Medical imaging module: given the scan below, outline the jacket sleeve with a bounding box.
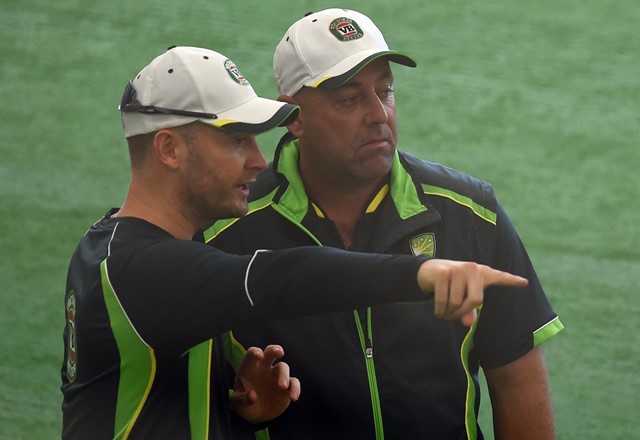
[245,247,430,318]
[111,241,430,356]
[473,203,562,368]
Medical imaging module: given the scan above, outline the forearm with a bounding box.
[247,247,430,317]
[121,243,428,355]
[485,347,556,439]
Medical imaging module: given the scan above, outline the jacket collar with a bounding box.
[271,135,441,249]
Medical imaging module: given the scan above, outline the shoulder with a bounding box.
[399,150,498,213]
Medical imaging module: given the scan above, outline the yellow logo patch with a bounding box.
[410,233,436,257]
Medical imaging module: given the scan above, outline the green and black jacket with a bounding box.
[206,135,564,440]
[61,210,433,439]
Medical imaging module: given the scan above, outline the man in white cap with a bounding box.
[61,45,529,439]
[207,9,563,439]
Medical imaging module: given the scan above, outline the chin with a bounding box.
[202,206,245,225]
[362,160,393,179]
[225,205,249,219]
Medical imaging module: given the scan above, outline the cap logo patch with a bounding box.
[410,233,436,257]
[224,59,250,85]
[329,17,364,42]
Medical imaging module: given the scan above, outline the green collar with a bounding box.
[274,138,428,222]
[204,137,430,244]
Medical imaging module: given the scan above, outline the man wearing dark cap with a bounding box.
[61,45,527,439]
[207,9,563,439]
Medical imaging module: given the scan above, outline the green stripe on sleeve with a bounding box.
[422,184,497,225]
[533,317,564,347]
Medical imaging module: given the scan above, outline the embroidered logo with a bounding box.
[66,290,78,382]
[410,233,436,257]
[329,17,364,41]
[224,59,250,85]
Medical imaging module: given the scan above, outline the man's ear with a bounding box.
[152,129,183,170]
[278,95,303,138]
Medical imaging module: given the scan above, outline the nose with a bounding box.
[247,138,268,171]
[364,93,389,125]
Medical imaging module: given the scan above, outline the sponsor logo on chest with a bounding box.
[410,232,436,257]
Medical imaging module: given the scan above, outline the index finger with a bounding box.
[481,266,529,288]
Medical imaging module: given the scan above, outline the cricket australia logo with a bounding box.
[329,17,364,41]
[224,59,250,85]
[410,233,436,257]
[66,290,78,382]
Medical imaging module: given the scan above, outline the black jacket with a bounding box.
[206,136,563,440]
[61,210,431,439]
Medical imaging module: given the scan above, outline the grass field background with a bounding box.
[1,0,638,438]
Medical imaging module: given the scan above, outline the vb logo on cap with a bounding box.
[225,59,250,85]
[329,17,364,41]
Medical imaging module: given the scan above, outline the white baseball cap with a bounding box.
[120,46,299,138]
[274,9,417,96]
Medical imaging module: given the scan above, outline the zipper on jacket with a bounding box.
[353,308,384,440]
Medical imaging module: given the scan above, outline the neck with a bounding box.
[305,179,382,249]
[116,179,197,240]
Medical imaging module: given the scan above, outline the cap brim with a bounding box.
[310,50,416,90]
[201,98,299,134]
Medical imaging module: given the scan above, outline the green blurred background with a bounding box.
[1,0,638,438]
